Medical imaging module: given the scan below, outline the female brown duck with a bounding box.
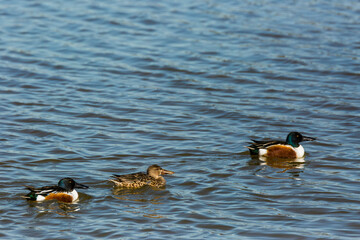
[109,165,174,188]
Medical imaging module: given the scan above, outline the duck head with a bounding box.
[147,165,174,179]
[58,178,89,191]
[286,132,316,147]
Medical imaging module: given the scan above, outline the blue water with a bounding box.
[1,0,360,239]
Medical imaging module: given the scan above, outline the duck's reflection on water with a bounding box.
[260,156,305,171]
[26,200,81,217]
[249,155,306,176]
[111,186,168,219]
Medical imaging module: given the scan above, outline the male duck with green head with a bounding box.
[247,132,316,159]
[23,178,89,203]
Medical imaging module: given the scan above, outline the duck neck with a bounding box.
[157,176,166,184]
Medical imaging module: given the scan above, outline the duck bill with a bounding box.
[161,169,174,175]
[303,136,316,141]
[74,182,89,189]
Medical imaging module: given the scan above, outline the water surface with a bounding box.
[1,0,360,239]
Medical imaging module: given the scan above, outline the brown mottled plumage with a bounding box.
[109,165,174,188]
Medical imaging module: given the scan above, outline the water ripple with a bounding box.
[1,0,360,239]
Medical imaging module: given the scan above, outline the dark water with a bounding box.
[1,0,360,239]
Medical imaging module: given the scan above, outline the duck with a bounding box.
[246,132,315,159]
[22,178,89,203]
[109,164,174,188]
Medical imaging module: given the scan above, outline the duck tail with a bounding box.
[22,186,37,200]
[108,179,121,186]
[245,145,255,150]
[21,192,38,200]
[245,145,259,155]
